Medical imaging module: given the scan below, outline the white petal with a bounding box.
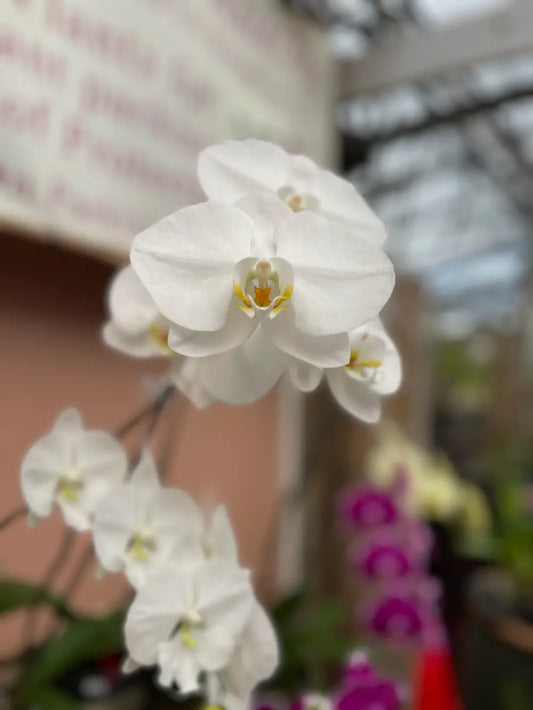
[374,345,402,395]
[152,488,202,540]
[198,140,289,203]
[195,626,235,671]
[168,307,256,357]
[197,329,288,405]
[309,170,387,245]
[56,499,92,532]
[107,265,160,335]
[157,638,200,692]
[102,322,169,359]
[326,368,381,423]
[53,408,83,438]
[225,601,279,696]
[125,565,196,664]
[122,656,141,674]
[93,485,142,572]
[207,506,239,562]
[171,358,215,409]
[21,432,69,518]
[262,309,350,368]
[274,212,395,336]
[288,359,323,392]
[196,561,253,636]
[359,320,402,395]
[131,202,253,331]
[130,449,161,491]
[286,154,318,191]
[76,431,128,481]
[235,192,292,256]
[74,433,128,524]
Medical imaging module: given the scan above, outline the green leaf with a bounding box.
[20,609,125,693]
[272,592,305,625]
[22,687,79,710]
[0,580,72,617]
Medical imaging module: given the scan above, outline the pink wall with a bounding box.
[0,233,281,657]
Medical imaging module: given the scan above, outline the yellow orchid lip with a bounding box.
[57,478,83,503]
[179,624,199,650]
[234,261,293,316]
[127,531,156,562]
[57,468,84,502]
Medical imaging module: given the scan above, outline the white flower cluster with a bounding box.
[21,409,278,705]
[104,140,401,423]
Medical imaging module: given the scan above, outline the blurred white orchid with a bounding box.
[21,409,127,531]
[124,558,254,693]
[201,504,239,562]
[103,265,173,359]
[198,139,387,244]
[290,319,401,423]
[131,192,394,368]
[219,599,280,705]
[93,449,202,588]
[103,267,284,407]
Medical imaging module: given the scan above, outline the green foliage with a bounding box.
[270,593,353,693]
[0,580,72,618]
[501,677,530,710]
[0,579,126,707]
[16,609,125,701]
[20,687,79,710]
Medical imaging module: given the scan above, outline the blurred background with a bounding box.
[1,1,532,708]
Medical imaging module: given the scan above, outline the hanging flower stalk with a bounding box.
[2,139,406,707]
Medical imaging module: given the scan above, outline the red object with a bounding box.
[413,645,463,710]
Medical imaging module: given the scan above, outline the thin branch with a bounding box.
[62,544,95,601]
[113,382,174,438]
[21,527,75,651]
[0,505,27,532]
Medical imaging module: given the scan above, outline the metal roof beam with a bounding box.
[339,0,533,98]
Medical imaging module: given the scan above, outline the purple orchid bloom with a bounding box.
[336,679,401,710]
[367,594,424,640]
[355,540,412,579]
[338,485,398,529]
[343,650,377,684]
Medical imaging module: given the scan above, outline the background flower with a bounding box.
[21,409,127,531]
[125,558,254,693]
[93,449,202,588]
[198,139,387,245]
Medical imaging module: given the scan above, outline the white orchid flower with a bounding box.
[124,558,254,694]
[290,319,401,423]
[103,265,173,359]
[104,266,287,407]
[201,504,239,562]
[131,192,394,369]
[175,328,288,407]
[198,139,386,245]
[93,449,203,588]
[21,409,127,531]
[219,599,280,703]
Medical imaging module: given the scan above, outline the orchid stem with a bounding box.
[21,527,75,652]
[63,544,94,601]
[0,504,27,532]
[114,383,174,438]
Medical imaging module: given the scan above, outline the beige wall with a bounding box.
[0,233,282,657]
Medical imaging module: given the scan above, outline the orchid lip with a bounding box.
[57,467,84,503]
[233,258,293,318]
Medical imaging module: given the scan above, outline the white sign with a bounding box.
[0,0,335,260]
